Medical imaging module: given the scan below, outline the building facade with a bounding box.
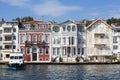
[51,20,86,62]
[1,21,19,61]
[113,26,120,60]
[19,20,51,62]
[86,18,113,62]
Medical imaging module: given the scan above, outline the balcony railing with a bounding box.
[25,41,48,47]
[114,32,120,36]
[94,38,108,44]
[87,49,112,56]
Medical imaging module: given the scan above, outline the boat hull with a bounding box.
[7,63,24,70]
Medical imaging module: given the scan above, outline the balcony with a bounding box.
[2,49,12,52]
[87,49,112,56]
[114,32,120,36]
[25,41,48,47]
[94,38,108,44]
[3,40,13,44]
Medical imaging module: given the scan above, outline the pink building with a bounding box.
[19,20,51,62]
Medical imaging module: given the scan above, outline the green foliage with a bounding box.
[110,54,117,62]
[106,17,120,26]
[30,23,35,29]
[59,56,63,62]
[75,56,80,62]
[12,16,34,22]
[84,59,89,62]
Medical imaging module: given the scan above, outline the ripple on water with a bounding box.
[0,64,120,80]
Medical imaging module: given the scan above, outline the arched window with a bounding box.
[32,47,37,53]
[32,35,36,42]
[72,25,76,31]
[62,25,66,31]
[67,26,71,32]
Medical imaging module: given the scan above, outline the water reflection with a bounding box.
[0,64,120,80]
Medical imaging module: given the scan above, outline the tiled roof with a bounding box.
[86,18,112,29]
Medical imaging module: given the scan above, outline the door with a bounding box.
[32,53,37,61]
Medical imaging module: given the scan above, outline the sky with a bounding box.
[0,0,120,22]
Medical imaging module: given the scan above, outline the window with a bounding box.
[32,35,36,42]
[5,45,12,49]
[113,36,117,43]
[46,24,49,29]
[27,48,30,54]
[32,47,37,53]
[113,45,118,50]
[0,37,2,41]
[20,36,24,43]
[67,26,71,32]
[0,30,2,33]
[46,48,49,54]
[21,48,24,53]
[26,35,29,41]
[72,26,76,31]
[13,36,16,40]
[39,47,42,54]
[82,48,84,55]
[46,58,49,61]
[57,48,60,55]
[53,48,56,56]
[72,37,75,45]
[6,54,10,58]
[0,46,2,50]
[13,45,16,49]
[39,36,42,42]
[74,48,76,55]
[39,58,43,61]
[69,37,70,45]
[45,36,48,42]
[53,38,56,44]
[13,28,16,32]
[63,37,66,45]
[40,24,44,29]
[78,48,80,54]
[62,25,66,31]
[4,28,11,33]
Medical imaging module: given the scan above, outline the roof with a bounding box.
[59,20,83,25]
[23,20,50,24]
[86,18,112,29]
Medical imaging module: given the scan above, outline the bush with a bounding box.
[75,56,80,62]
[59,57,63,62]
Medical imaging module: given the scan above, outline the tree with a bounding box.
[30,23,35,29]
[12,16,34,22]
[110,54,117,62]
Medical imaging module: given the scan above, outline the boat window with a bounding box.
[10,56,14,59]
[19,56,23,59]
[15,56,18,59]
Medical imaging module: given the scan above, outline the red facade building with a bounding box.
[19,20,51,62]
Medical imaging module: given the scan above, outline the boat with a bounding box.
[7,52,24,70]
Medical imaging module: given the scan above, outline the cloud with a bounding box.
[0,0,29,7]
[32,0,81,17]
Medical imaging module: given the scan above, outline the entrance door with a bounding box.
[32,53,37,61]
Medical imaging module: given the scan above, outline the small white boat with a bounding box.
[7,52,24,70]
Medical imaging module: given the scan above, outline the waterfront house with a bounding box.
[1,21,19,61]
[51,20,86,62]
[113,26,120,60]
[86,18,113,62]
[19,20,51,62]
